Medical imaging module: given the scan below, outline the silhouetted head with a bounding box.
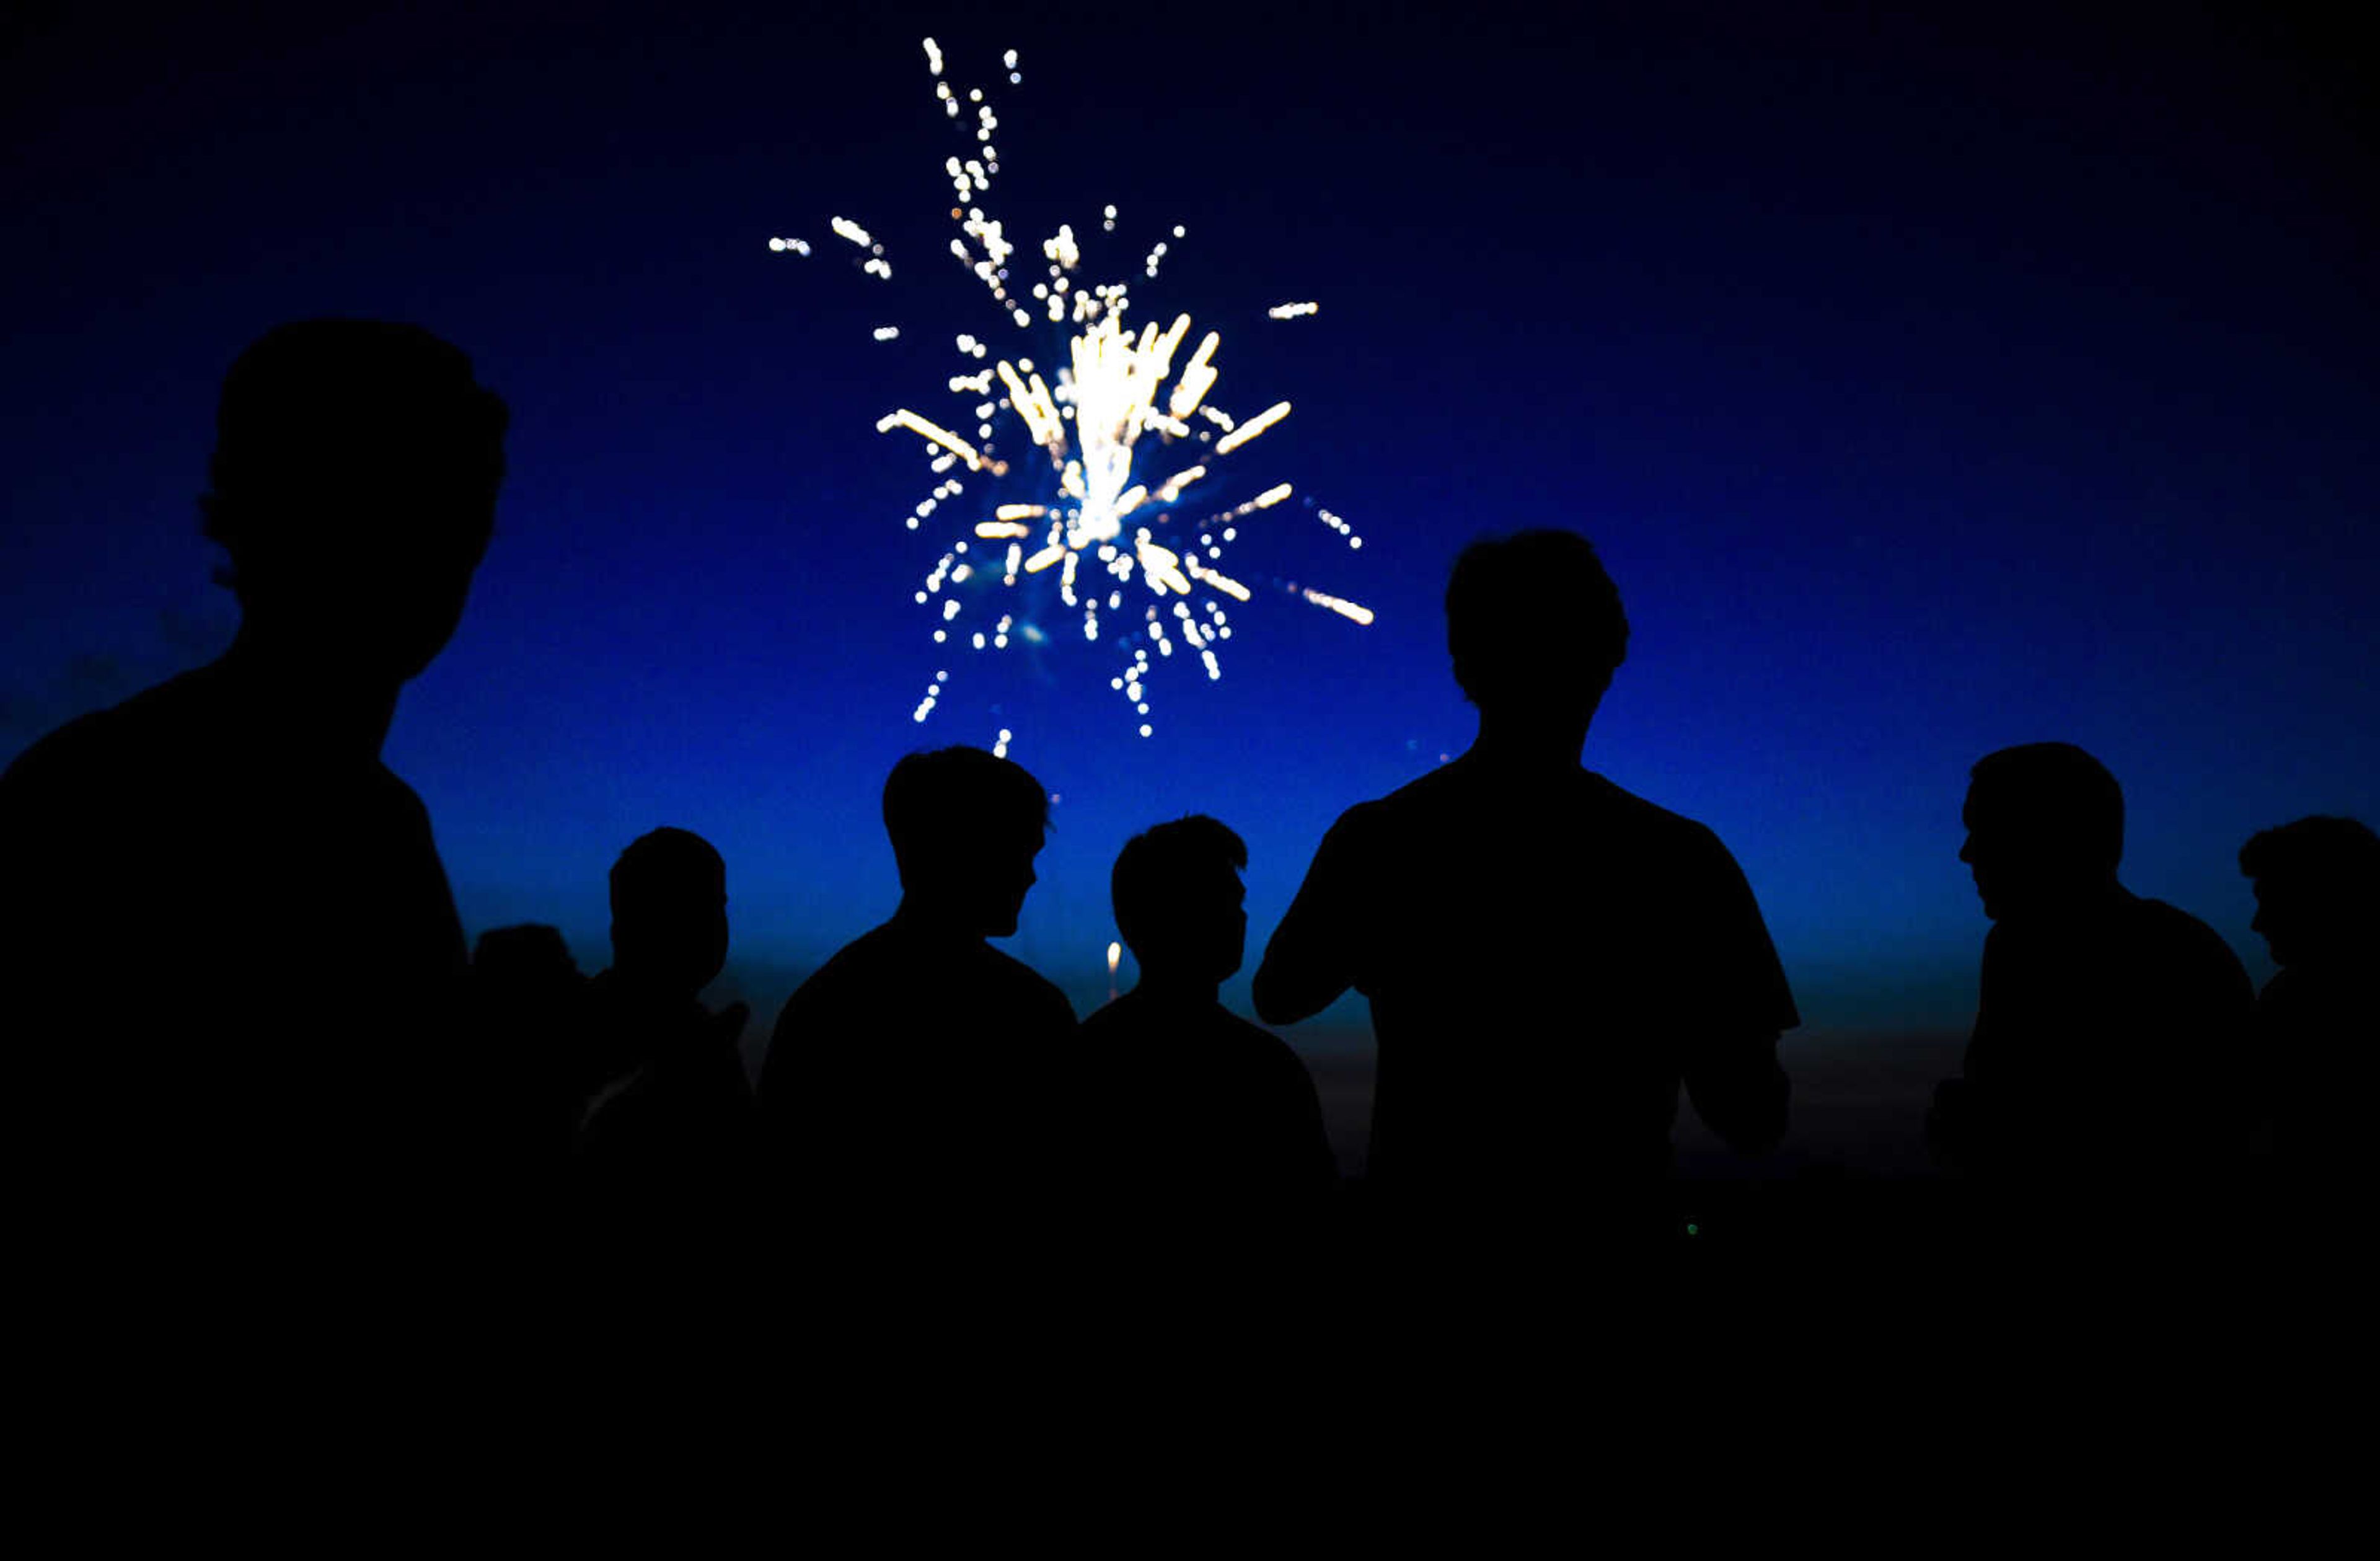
[472,922,583,1013]
[609,828,729,999]
[1445,529,1629,728]
[474,923,581,983]
[2240,815,2380,971]
[1960,743,2124,922]
[200,319,509,684]
[1111,815,1249,991]
[884,747,1049,939]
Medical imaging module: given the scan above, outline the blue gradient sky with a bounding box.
[4,2,2371,1040]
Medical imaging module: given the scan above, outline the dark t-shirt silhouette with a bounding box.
[760,911,1079,1235]
[1942,888,2254,1188]
[1256,758,1796,1208]
[0,661,472,1258]
[1077,989,1337,1229]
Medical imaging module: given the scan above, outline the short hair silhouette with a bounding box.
[2239,816,2379,898]
[1967,742,2125,874]
[1444,529,1629,708]
[882,746,1049,889]
[2240,815,2380,965]
[609,826,729,996]
[200,319,510,595]
[1111,814,1248,965]
[474,922,581,986]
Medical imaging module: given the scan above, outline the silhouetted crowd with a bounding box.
[3,321,2371,1351]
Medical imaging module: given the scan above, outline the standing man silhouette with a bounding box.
[573,828,756,1276]
[760,747,1079,1267]
[1253,529,1794,1260]
[1928,743,2254,1258]
[2236,814,2376,1240]
[1081,815,1337,1249]
[0,320,508,1296]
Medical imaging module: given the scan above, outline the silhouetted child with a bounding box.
[1080,816,1336,1250]
[573,828,755,1269]
[0,320,508,1298]
[1253,529,1796,1263]
[759,747,1078,1260]
[1929,743,2254,1256]
[2237,815,2378,1205]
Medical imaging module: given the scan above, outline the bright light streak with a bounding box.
[1300,587,1375,625]
[1213,400,1290,456]
[876,408,1008,475]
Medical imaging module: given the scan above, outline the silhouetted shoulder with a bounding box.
[1370,761,1742,862]
[1215,1005,1310,1077]
[1,673,195,809]
[827,921,1067,1012]
[2133,897,2250,978]
[4,666,433,824]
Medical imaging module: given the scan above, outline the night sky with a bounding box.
[5,2,2371,1078]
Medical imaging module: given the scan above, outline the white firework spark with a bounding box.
[771,38,1371,740]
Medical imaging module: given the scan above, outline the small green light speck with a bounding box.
[1685,1224,1699,1236]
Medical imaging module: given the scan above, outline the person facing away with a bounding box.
[1928,743,2255,1218]
[572,827,756,1252]
[2237,815,2378,1190]
[759,747,1079,1250]
[1079,816,1338,1242]
[0,319,507,1278]
[1251,529,1795,1245]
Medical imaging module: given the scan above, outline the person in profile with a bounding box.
[759,746,1078,1262]
[1928,743,2255,1254]
[1251,529,1795,1262]
[2236,815,2378,1207]
[571,828,756,1276]
[1080,816,1337,1253]
[0,319,508,1294]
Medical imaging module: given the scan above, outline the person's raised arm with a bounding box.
[1252,811,1369,1027]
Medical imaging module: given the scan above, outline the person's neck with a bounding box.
[604,966,699,1010]
[217,626,400,760]
[891,896,990,942]
[1466,709,1591,773]
[1133,969,1220,1008]
[2009,877,2131,927]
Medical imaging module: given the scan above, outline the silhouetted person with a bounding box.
[1080,816,1336,1251]
[1928,743,2254,1255]
[2237,816,2378,1205]
[573,828,756,1271]
[0,320,507,1304]
[1252,530,1795,1259]
[760,748,1078,1264]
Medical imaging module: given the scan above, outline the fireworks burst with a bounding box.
[768,38,1372,741]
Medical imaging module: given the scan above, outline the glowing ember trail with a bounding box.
[768,38,1372,740]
